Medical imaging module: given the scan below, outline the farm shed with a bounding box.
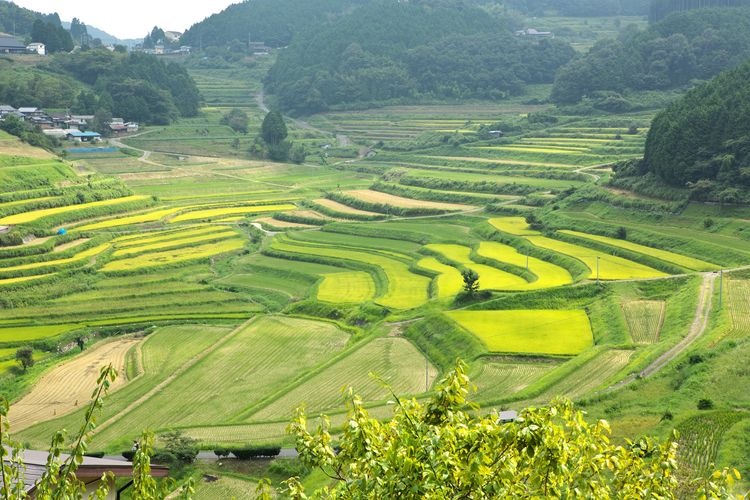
[1,449,169,499]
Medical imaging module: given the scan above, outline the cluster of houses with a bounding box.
[0,105,138,142]
[0,34,46,55]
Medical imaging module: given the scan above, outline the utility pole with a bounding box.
[719,269,723,309]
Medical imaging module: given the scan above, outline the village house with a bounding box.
[66,130,101,142]
[0,105,17,118]
[0,35,27,54]
[515,28,554,38]
[26,42,46,55]
[2,449,169,499]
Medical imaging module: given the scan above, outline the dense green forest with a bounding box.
[0,1,62,38]
[649,0,750,21]
[180,0,368,49]
[499,0,649,16]
[48,50,201,123]
[0,50,200,125]
[551,7,750,104]
[638,60,750,193]
[264,1,574,114]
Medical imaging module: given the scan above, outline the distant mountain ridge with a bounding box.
[60,21,141,47]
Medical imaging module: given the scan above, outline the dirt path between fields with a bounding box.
[608,272,717,391]
[639,272,716,378]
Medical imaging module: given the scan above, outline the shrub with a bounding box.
[697,398,714,410]
[229,446,281,459]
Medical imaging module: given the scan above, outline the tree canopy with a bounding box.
[265,0,575,114]
[551,7,750,104]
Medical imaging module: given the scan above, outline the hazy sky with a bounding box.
[12,0,240,39]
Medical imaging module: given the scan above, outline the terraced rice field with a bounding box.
[477,242,573,288]
[271,235,430,309]
[193,475,258,499]
[472,358,558,401]
[676,411,747,479]
[248,337,436,421]
[88,317,349,445]
[425,244,529,291]
[0,324,81,343]
[534,349,634,401]
[0,243,110,275]
[8,337,140,430]
[417,257,463,298]
[317,271,376,303]
[112,229,238,257]
[15,324,235,448]
[560,230,718,271]
[0,196,148,225]
[75,207,184,231]
[446,310,593,355]
[525,235,667,280]
[102,238,245,272]
[169,203,297,223]
[343,190,472,211]
[489,217,540,236]
[725,279,750,340]
[313,198,381,216]
[622,301,665,344]
[490,218,665,280]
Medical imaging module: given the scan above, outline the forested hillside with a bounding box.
[551,7,750,104]
[180,0,368,49]
[265,0,575,114]
[649,0,750,21]
[641,60,750,191]
[0,1,62,37]
[499,0,649,16]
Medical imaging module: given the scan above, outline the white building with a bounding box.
[26,43,46,55]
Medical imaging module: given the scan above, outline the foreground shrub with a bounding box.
[284,361,742,499]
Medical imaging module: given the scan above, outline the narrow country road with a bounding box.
[609,272,717,391]
[638,272,716,378]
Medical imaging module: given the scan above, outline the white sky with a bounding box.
[12,0,241,39]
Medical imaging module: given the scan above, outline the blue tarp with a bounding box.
[57,228,67,235]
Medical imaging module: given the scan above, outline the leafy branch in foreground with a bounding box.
[284,361,742,499]
[0,365,192,499]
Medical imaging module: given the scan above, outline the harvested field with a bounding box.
[52,238,90,253]
[314,198,381,216]
[8,337,140,430]
[255,217,314,228]
[344,190,472,211]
